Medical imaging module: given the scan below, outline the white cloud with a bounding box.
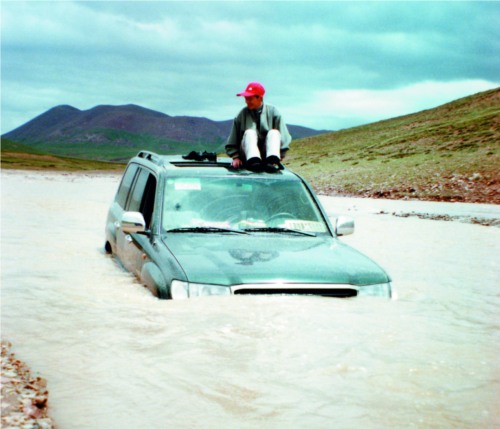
[285,80,499,130]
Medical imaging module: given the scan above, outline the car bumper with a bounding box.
[171,280,394,299]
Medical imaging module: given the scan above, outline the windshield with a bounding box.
[162,176,329,235]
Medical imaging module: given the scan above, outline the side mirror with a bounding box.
[335,216,354,236]
[121,212,146,234]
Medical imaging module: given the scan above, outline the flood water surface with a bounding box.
[1,170,499,429]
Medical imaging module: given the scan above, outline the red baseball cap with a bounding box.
[236,82,265,97]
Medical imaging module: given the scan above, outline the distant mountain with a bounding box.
[2,104,329,161]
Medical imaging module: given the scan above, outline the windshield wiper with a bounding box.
[243,227,316,237]
[166,226,248,234]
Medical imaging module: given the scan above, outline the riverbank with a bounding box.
[1,341,55,428]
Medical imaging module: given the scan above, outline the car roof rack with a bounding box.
[137,150,292,173]
[169,160,231,168]
[136,150,232,169]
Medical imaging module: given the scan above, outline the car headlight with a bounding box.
[356,282,394,299]
[170,280,231,299]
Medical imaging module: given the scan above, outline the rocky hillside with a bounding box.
[286,87,500,203]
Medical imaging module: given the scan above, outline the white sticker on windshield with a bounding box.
[174,179,201,191]
[283,220,326,232]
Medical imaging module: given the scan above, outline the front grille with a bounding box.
[233,287,357,298]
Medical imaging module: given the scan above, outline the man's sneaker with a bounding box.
[245,157,262,172]
[202,151,217,162]
[183,151,217,162]
[183,151,203,161]
[266,155,280,164]
[264,155,282,173]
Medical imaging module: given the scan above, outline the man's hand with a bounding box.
[231,158,243,169]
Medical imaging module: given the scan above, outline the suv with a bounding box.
[105,151,392,299]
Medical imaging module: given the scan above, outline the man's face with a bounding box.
[244,95,263,110]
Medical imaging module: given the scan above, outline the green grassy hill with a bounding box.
[1,139,124,172]
[286,88,499,203]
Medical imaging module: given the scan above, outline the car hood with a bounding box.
[163,234,390,286]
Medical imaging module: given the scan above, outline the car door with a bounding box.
[106,163,139,254]
[116,168,157,277]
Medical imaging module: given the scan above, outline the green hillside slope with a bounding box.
[286,88,499,203]
[1,139,124,172]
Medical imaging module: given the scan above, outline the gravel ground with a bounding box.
[1,341,56,428]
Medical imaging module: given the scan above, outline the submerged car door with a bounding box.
[116,168,157,277]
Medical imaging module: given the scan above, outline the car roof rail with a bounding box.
[169,160,231,168]
[137,150,162,165]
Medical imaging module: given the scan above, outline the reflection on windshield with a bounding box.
[162,176,328,234]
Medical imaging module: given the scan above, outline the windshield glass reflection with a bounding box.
[162,177,328,234]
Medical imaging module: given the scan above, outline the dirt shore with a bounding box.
[1,341,56,428]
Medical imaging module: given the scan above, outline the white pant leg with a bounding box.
[241,129,261,160]
[265,129,281,159]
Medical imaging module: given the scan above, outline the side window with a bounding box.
[115,164,139,208]
[128,169,150,212]
[127,169,157,229]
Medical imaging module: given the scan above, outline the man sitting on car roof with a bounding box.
[225,82,292,173]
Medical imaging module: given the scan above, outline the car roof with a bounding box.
[130,151,302,181]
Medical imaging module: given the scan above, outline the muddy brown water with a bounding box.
[1,170,499,429]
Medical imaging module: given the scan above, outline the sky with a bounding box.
[1,1,499,134]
